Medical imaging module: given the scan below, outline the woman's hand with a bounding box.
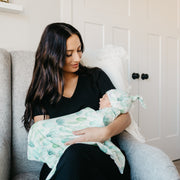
[65,127,110,146]
[65,113,131,146]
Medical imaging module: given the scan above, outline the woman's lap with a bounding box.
[40,143,130,180]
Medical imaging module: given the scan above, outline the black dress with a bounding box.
[33,68,130,180]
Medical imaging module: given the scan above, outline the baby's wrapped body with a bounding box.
[28,89,143,180]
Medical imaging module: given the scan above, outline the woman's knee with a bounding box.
[61,143,90,162]
[55,144,91,174]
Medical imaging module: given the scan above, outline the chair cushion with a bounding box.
[13,172,39,180]
[0,48,11,180]
[118,132,180,180]
[11,51,43,175]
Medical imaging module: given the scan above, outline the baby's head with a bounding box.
[99,89,145,111]
[99,93,111,109]
[99,89,128,110]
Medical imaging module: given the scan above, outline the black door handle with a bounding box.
[132,73,140,79]
[141,73,149,80]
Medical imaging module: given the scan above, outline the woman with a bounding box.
[22,22,131,180]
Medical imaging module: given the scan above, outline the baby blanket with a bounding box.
[28,107,125,179]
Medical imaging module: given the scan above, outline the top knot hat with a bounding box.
[106,89,146,113]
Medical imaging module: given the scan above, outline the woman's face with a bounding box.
[62,34,82,73]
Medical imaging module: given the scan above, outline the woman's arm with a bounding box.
[105,112,131,139]
[65,112,131,145]
[34,115,50,123]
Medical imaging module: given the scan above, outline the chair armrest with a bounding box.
[0,49,11,180]
[117,131,180,180]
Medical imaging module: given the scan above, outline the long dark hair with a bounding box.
[22,22,85,131]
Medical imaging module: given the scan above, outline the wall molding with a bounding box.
[59,0,73,23]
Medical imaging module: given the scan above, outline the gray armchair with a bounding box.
[0,48,179,180]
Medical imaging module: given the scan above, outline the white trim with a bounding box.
[0,2,23,14]
[59,0,73,23]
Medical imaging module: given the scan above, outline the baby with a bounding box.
[28,89,144,180]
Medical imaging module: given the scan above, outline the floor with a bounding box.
[173,159,180,175]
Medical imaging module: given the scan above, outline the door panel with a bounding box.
[84,0,130,16]
[161,37,180,159]
[84,22,104,50]
[139,33,161,141]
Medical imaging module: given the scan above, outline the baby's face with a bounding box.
[99,94,111,109]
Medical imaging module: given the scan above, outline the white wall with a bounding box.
[0,0,61,51]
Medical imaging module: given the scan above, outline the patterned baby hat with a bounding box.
[106,89,146,113]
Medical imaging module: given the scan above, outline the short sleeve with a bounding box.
[96,68,115,97]
[32,104,44,118]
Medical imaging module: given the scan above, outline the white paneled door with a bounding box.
[60,0,180,160]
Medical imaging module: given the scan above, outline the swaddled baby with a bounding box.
[28,89,144,180]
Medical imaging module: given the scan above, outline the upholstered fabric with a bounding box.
[118,131,180,180]
[12,172,39,180]
[0,49,11,180]
[11,51,43,177]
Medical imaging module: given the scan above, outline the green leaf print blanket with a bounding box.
[27,89,145,180]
